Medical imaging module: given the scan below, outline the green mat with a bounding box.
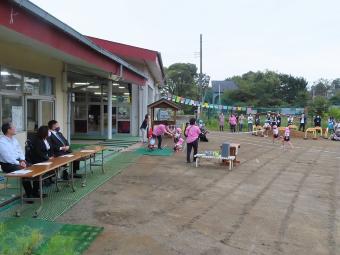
[135,147,174,156]
[0,151,141,221]
[37,224,103,254]
[0,217,103,255]
[71,134,140,142]
[0,148,141,254]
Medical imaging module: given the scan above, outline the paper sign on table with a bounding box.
[34,162,53,166]
[9,170,32,175]
[80,150,95,153]
[61,154,74,158]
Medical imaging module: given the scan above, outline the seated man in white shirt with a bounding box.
[0,122,39,202]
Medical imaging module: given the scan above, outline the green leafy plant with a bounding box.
[38,234,77,255]
[0,223,43,255]
[327,107,340,120]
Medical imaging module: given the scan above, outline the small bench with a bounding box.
[305,127,322,140]
[288,125,298,130]
[194,154,236,170]
[252,125,263,136]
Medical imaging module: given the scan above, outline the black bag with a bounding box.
[25,139,34,165]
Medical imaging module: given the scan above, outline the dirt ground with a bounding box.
[58,132,340,255]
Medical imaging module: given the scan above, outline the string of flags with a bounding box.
[163,94,248,112]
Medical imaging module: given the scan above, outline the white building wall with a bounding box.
[131,84,139,136]
[0,41,64,150]
[128,63,161,137]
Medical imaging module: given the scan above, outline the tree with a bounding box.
[223,70,308,107]
[331,78,340,90]
[311,78,332,98]
[164,63,198,98]
[196,73,210,102]
[203,87,213,103]
[330,91,340,105]
[278,74,309,106]
[308,96,330,116]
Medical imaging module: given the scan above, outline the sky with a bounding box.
[30,0,340,85]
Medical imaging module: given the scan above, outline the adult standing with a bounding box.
[271,114,277,126]
[255,114,261,126]
[0,123,39,201]
[299,113,307,132]
[185,118,201,163]
[218,112,225,132]
[277,113,282,127]
[247,114,254,132]
[287,115,294,126]
[314,115,321,127]
[140,114,149,143]
[152,123,173,149]
[238,114,245,132]
[229,114,237,132]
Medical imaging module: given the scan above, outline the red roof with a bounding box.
[88,36,158,62]
[87,36,165,84]
[0,0,147,85]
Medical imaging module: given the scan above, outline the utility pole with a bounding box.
[196,34,203,119]
[219,83,221,105]
[200,34,202,78]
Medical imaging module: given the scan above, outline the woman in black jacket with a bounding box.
[31,126,53,164]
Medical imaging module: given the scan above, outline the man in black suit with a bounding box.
[47,120,80,180]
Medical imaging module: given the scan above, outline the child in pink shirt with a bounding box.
[282,127,293,150]
[185,118,201,163]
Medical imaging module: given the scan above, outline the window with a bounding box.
[24,73,54,95]
[40,77,54,95]
[24,73,41,95]
[74,105,87,119]
[118,105,130,119]
[89,94,101,103]
[1,67,54,95]
[0,67,22,92]
[41,101,54,126]
[2,96,24,131]
[74,93,86,103]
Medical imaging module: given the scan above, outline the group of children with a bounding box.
[250,113,293,149]
[272,125,294,149]
[146,123,197,152]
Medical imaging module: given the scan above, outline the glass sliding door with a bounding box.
[26,99,54,135]
[26,99,39,133]
[40,100,54,126]
[117,104,130,133]
[88,104,101,134]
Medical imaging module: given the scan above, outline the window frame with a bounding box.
[0,65,56,132]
